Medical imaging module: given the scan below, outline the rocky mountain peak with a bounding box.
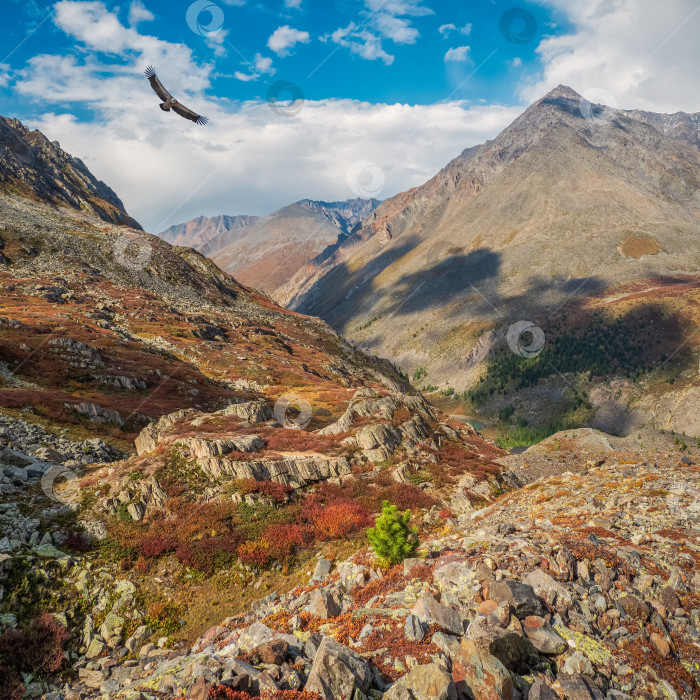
[539,83,584,101]
[0,116,141,229]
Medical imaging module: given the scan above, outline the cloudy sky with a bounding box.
[1,0,699,231]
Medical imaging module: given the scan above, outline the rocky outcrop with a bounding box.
[319,389,437,436]
[196,455,351,488]
[134,408,198,455]
[66,402,124,426]
[177,435,265,459]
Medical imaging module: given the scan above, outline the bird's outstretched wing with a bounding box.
[172,102,209,126]
[144,66,172,102]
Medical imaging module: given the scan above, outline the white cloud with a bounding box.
[284,0,303,8]
[267,25,310,56]
[438,23,471,38]
[512,57,522,68]
[325,0,433,64]
[444,46,470,62]
[234,71,258,82]
[523,0,700,113]
[374,14,419,44]
[25,95,522,232]
[205,28,229,57]
[0,64,10,87]
[322,24,394,65]
[364,0,431,17]
[233,53,276,81]
[254,54,275,74]
[128,0,153,26]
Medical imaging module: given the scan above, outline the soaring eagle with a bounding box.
[144,66,208,126]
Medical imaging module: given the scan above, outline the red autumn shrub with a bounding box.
[136,556,150,574]
[237,539,271,568]
[0,613,69,675]
[175,531,244,572]
[63,532,91,552]
[139,536,178,558]
[264,428,338,454]
[27,613,70,673]
[436,443,501,480]
[0,665,24,700]
[263,523,307,563]
[0,629,25,669]
[300,497,372,540]
[383,483,438,511]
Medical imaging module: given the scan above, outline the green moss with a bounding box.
[554,626,612,667]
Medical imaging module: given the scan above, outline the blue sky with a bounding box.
[1,1,699,230]
[3,0,561,112]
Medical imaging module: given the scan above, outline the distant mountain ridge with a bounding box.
[159,197,381,295]
[626,108,700,152]
[159,214,261,256]
[275,85,700,437]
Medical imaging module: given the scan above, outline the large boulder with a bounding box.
[487,580,544,619]
[522,616,568,655]
[522,569,572,607]
[433,561,480,603]
[305,589,342,619]
[466,616,537,675]
[411,594,464,636]
[236,623,298,652]
[452,638,513,700]
[304,637,372,700]
[528,679,560,699]
[384,663,457,700]
[552,675,605,700]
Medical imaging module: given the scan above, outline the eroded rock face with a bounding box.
[197,455,351,487]
[488,580,544,619]
[0,116,142,228]
[135,408,197,455]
